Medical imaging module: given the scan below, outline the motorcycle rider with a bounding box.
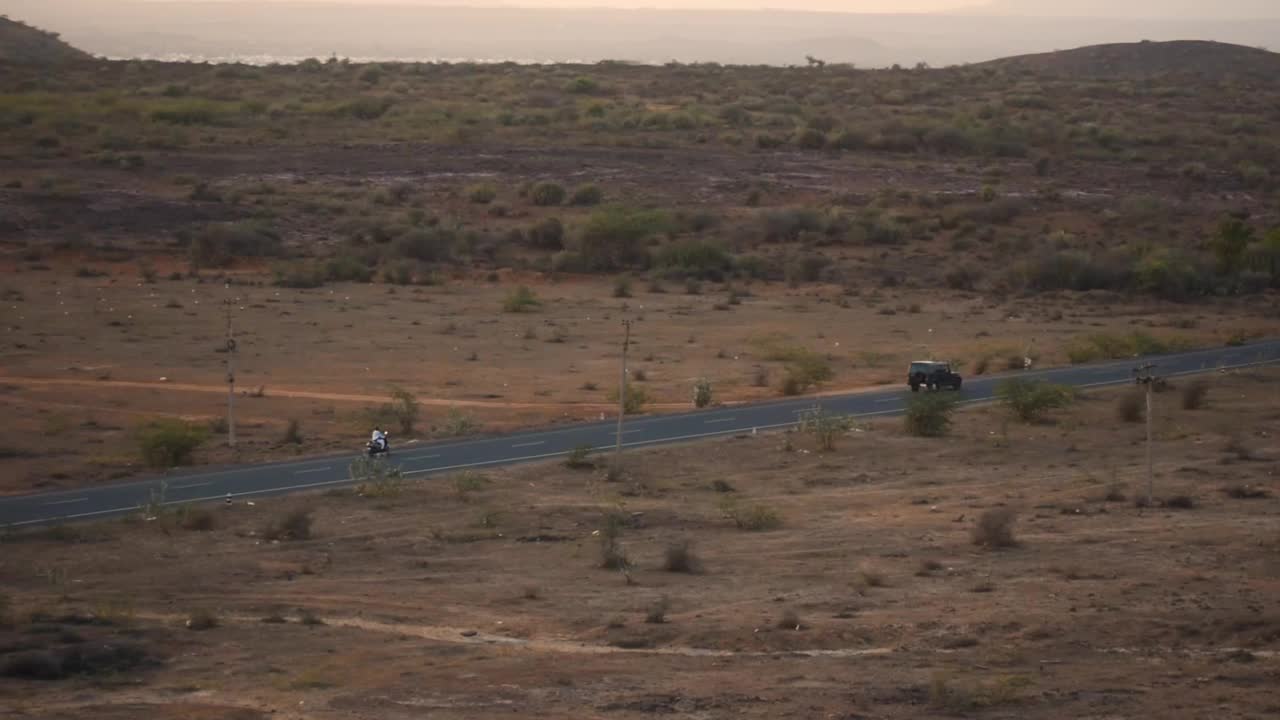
[370,426,387,452]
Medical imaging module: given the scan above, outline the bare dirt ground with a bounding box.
[1,368,1278,719]
[1,261,1274,495]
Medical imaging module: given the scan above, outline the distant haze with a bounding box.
[1,0,1276,65]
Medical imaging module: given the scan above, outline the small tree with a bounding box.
[569,183,603,206]
[997,379,1074,423]
[799,407,853,450]
[530,182,566,207]
[502,285,540,312]
[904,393,956,437]
[388,386,419,434]
[693,378,713,408]
[135,419,209,468]
[610,385,649,415]
[467,183,497,204]
[349,455,404,498]
[1210,217,1253,275]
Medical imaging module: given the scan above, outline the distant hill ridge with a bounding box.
[0,15,92,63]
[976,40,1280,82]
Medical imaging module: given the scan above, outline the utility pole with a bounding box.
[1133,363,1157,506]
[224,294,237,449]
[613,318,632,470]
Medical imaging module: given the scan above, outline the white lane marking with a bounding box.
[171,481,212,490]
[512,441,546,449]
[8,504,143,527]
[704,417,737,424]
[43,497,88,506]
[294,467,332,475]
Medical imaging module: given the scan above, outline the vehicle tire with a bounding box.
[910,383,920,393]
[953,379,963,391]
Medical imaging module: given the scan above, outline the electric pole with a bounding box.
[224,295,237,449]
[1133,363,1157,506]
[613,318,632,470]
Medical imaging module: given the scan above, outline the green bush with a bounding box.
[565,444,595,469]
[693,378,713,409]
[382,260,416,285]
[322,255,375,283]
[720,499,781,531]
[502,285,540,312]
[334,96,394,120]
[654,240,732,279]
[904,393,957,437]
[388,386,419,434]
[150,100,229,126]
[609,384,649,415]
[575,206,673,271]
[350,455,404,498]
[781,353,833,395]
[189,222,284,268]
[761,208,824,242]
[799,408,854,450]
[467,183,497,204]
[997,379,1075,423]
[272,262,325,288]
[135,419,209,468]
[565,76,601,94]
[1022,250,1129,292]
[282,418,303,444]
[569,183,604,206]
[1066,332,1185,364]
[797,128,827,149]
[530,182,567,206]
[1132,250,1207,301]
[393,228,454,262]
[526,217,565,250]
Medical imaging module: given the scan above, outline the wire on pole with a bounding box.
[1133,363,1157,507]
[613,319,632,472]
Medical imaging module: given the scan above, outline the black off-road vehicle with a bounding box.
[908,361,963,392]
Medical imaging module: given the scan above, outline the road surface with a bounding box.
[3,340,1278,528]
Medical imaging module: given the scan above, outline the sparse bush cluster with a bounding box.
[134,419,209,468]
[997,379,1074,423]
[719,498,781,531]
[904,393,957,437]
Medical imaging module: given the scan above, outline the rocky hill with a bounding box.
[0,16,91,63]
[977,40,1280,82]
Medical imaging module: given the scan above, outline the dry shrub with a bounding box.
[1116,392,1144,423]
[972,508,1018,548]
[916,559,944,576]
[720,499,781,531]
[1164,495,1196,510]
[645,596,670,624]
[777,609,802,630]
[662,540,702,573]
[1181,378,1209,410]
[177,506,216,531]
[185,609,219,631]
[1222,485,1270,500]
[262,510,313,541]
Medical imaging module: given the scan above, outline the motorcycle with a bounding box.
[366,433,391,457]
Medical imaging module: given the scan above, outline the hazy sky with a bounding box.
[134,0,975,11]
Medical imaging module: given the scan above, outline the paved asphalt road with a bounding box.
[4,340,1279,529]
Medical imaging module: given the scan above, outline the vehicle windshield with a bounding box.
[910,362,942,373]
